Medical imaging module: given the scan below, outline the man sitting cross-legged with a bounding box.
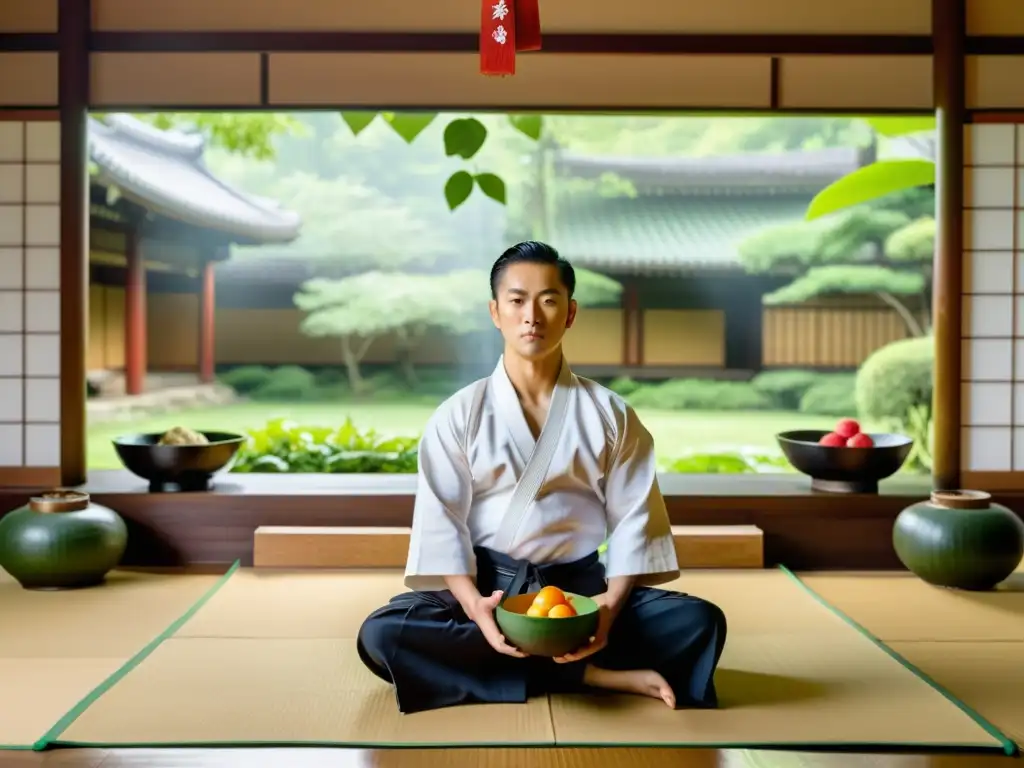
[356,241,728,714]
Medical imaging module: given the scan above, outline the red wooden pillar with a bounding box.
[198,259,216,383]
[124,230,146,396]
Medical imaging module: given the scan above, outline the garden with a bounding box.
[87,335,934,476]
[85,112,936,477]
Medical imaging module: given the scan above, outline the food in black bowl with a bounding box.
[112,427,246,493]
[776,418,913,494]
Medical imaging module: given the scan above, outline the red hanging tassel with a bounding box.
[480,0,542,77]
[516,0,542,51]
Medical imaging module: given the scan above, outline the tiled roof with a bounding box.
[88,115,302,245]
[549,145,867,275]
[551,193,814,275]
[552,145,866,194]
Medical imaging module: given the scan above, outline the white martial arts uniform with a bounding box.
[405,355,679,593]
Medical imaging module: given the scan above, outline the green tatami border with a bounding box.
[31,560,241,751]
[779,564,1019,757]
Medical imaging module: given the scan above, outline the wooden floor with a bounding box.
[0,747,1020,767]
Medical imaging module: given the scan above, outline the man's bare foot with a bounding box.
[583,665,676,707]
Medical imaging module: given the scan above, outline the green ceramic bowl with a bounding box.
[495,591,600,657]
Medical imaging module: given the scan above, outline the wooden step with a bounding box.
[253,524,764,569]
[254,526,412,569]
[671,525,763,569]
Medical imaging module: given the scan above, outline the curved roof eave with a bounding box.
[88,115,302,245]
[552,145,868,192]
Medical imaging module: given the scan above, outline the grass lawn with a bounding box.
[86,401,877,471]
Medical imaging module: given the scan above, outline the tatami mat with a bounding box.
[797,572,1024,642]
[56,639,553,747]
[46,568,1013,752]
[0,658,124,750]
[0,568,225,657]
[886,642,1024,749]
[0,567,228,750]
[173,569,408,639]
[174,569,853,640]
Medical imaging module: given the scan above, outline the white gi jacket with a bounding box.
[405,355,679,592]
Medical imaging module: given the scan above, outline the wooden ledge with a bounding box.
[1,470,1004,572]
[51,469,934,502]
[253,524,764,570]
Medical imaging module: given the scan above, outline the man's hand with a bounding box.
[553,575,635,665]
[469,590,529,658]
[552,594,612,664]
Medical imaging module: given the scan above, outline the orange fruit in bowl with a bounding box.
[548,603,577,619]
[496,589,600,656]
[530,586,568,613]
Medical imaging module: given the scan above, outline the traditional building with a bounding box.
[86,114,302,395]
[135,142,921,380]
[544,144,915,377]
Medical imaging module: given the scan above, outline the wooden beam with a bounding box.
[84,32,936,56]
[931,0,965,491]
[123,228,146,396]
[621,282,642,366]
[58,0,90,487]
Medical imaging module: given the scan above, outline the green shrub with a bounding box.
[313,367,348,387]
[608,376,641,397]
[308,366,467,402]
[855,336,934,420]
[219,365,273,394]
[252,366,319,401]
[627,379,773,411]
[750,369,822,410]
[855,335,934,470]
[799,374,858,417]
[231,417,419,473]
[660,451,792,474]
[228,418,794,476]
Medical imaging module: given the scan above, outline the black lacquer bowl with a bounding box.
[112,431,246,492]
[776,430,913,494]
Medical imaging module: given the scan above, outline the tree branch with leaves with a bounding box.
[739,204,934,337]
[340,111,543,211]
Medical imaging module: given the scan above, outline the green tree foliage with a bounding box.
[339,111,543,212]
[294,270,490,391]
[131,113,307,160]
[199,167,454,269]
[539,115,872,156]
[738,185,934,336]
[805,116,937,219]
[573,269,623,307]
[294,264,622,391]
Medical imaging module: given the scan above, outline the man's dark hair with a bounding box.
[489,240,576,299]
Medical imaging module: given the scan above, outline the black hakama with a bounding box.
[356,546,728,714]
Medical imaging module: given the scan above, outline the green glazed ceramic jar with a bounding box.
[0,490,128,590]
[893,490,1024,591]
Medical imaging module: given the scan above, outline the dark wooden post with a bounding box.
[930,0,966,490]
[124,229,147,396]
[621,281,643,368]
[58,0,90,487]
